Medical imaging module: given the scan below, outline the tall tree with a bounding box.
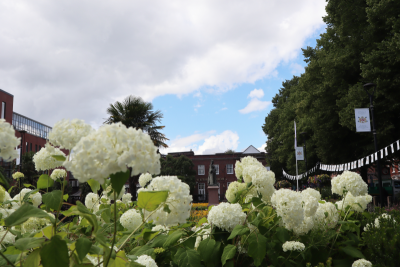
[160,155,196,194]
[104,95,169,199]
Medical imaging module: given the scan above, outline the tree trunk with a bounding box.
[129,174,140,201]
[360,165,368,185]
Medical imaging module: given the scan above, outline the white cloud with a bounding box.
[0,0,326,127]
[239,98,271,114]
[257,143,267,152]
[160,130,239,155]
[248,89,264,99]
[290,63,304,74]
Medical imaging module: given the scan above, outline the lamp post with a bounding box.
[363,83,384,207]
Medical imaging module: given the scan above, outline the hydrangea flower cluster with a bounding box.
[331,171,368,197]
[313,201,339,230]
[139,173,153,187]
[301,188,320,217]
[364,213,396,231]
[336,192,372,212]
[282,241,305,252]
[235,156,261,182]
[0,119,20,161]
[50,169,67,181]
[122,193,132,204]
[140,176,192,226]
[352,259,372,267]
[152,225,170,233]
[13,188,42,208]
[192,223,211,249]
[85,193,100,212]
[135,255,158,267]
[0,185,6,202]
[0,228,16,244]
[48,119,93,150]
[64,123,160,184]
[207,203,246,232]
[271,189,304,231]
[120,209,142,231]
[33,144,66,171]
[21,214,53,234]
[12,172,24,180]
[225,181,247,203]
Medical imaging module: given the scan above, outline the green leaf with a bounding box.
[110,170,130,196]
[15,237,45,251]
[221,245,237,266]
[87,179,101,193]
[130,245,155,258]
[24,183,33,188]
[40,235,69,267]
[197,217,208,227]
[5,203,54,226]
[7,186,14,193]
[276,227,290,244]
[42,190,63,211]
[37,174,54,189]
[24,249,41,267]
[341,245,365,259]
[163,204,171,213]
[163,231,184,248]
[174,247,202,267]
[63,194,69,201]
[138,191,169,212]
[197,238,221,267]
[149,235,169,248]
[51,155,66,161]
[248,233,267,266]
[62,202,98,233]
[75,237,92,262]
[228,225,250,240]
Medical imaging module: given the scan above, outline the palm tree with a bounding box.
[104,95,169,199]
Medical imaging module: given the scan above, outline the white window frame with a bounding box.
[198,183,205,195]
[198,165,205,175]
[214,164,219,175]
[1,102,5,119]
[226,164,233,174]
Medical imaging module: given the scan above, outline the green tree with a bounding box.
[104,95,169,199]
[160,155,196,194]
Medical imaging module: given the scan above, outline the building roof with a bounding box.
[0,88,13,97]
[242,145,261,154]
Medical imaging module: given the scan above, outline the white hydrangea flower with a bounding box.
[122,193,132,204]
[301,188,321,201]
[252,170,276,203]
[33,143,66,171]
[139,173,153,187]
[192,223,211,249]
[208,203,246,232]
[13,188,42,207]
[12,172,24,180]
[364,213,395,231]
[271,189,304,231]
[225,181,247,203]
[0,229,16,244]
[64,123,160,184]
[21,217,42,234]
[301,190,319,218]
[141,176,192,226]
[352,259,372,267]
[336,192,372,212]
[0,208,14,219]
[282,241,305,252]
[87,254,103,267]
[235,156,261,181]
[293,216,314,235]
[135,255,158,267]
[0,185,6,203]
[85,193,100,211]
[120,209,142,231]
[50,169,67,181]
[152,225,169,233]
[331,171,368,197]
[0,119,20,161]
[313,201,339,230]
[48,119,93,150]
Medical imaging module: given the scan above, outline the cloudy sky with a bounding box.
[0,0,327,155]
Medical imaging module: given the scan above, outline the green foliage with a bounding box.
[40,235,69,267]
[110,169,130,196]
[5,203,54,226]
[37,174,54,190]
[160,155,196,193]
[42,190,63,211]
[137,191,169,212]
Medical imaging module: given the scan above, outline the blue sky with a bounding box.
[0,1,327,155]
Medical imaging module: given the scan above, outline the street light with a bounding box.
[363,83,384,207]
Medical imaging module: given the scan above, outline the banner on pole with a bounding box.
[355,108,371,132]
[296,147,304,161]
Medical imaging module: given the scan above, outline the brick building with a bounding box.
[167,145,267,202]
[0,89,79,190]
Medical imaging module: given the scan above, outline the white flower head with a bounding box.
[12,172,24,180]
[0,119,20,161]
[139,173,153,187]
[336,192,372,212]
[122,193,132,204]
[85,193,100,211]
[208,203,246,232]
[135,255,158,267]
[313,201,339,230]
[50,169,67,181]
[13,188,42,207]
[271,189,304,231]
[282,241,305,252]
[152,225,170,233]
[235,156,264,183]
[352,259,372,267]
[301,190,319,217]
[0,229,16,245]
[64,123,161,184]
[331,171,368,197]
[48,119,93,150]
[225,181,247,203]
[120,209,142,231]
[33,143,66,171]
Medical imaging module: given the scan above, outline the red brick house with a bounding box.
[166,145,267,202]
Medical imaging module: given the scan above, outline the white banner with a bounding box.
[355,108,371,132]
[296,147,304,161]
[16,148,20,166]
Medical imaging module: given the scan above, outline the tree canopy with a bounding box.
[160,155,196,193]
[263,0,400,180]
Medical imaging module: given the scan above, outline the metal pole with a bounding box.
[369,94,384,207]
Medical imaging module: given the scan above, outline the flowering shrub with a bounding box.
[308,174,330,187]
[276,179,291,189]
[0,119,386,267]
[0,119,20,161]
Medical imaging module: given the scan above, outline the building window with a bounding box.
[35,144,37,152]
[198,165,205,175]
[198,183,205,195]
[214,164,219,175]
[227,164,233,174]
[1,102,5,119]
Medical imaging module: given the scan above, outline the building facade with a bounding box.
[167,145,267,202]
